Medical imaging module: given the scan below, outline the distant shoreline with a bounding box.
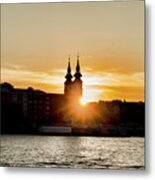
[0,133,145,138]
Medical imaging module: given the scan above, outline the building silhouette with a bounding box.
[0,55,144,136]
[64,55,83,103]
[1,55,83,133]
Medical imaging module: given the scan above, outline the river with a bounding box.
[0,135,144,170]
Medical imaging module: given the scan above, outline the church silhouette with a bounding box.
[1,55,144,136]
[64,55,83,103]
[1,55,84,134]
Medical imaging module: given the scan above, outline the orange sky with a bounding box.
[1,1,144,102]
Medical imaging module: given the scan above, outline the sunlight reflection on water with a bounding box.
[1,135,144,170]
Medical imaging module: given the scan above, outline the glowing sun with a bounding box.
[80,97,87,106]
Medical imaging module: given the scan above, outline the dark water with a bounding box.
[0,135,144,170]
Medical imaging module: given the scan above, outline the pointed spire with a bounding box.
[65,55,72,80]
[76,53,80,72]
[74,53,82,78]
[67,55,71,73]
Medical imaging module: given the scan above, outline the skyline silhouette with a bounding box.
[1,53,144,103]
[0,1,145,171]
[1,1,144,102]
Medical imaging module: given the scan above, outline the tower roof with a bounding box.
[74,54,82,78]
[65,56,73,80]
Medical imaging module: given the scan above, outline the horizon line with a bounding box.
[0,81,145,103]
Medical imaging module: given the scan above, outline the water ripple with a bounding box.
[1,135,144,169]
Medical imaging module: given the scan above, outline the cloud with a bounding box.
[82,68,144,101]
[1,65,66,93]
[1,64,144,101]
[83,68,144,87]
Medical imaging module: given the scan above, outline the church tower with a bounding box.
[73,54,83,100]
[64,56,73,97]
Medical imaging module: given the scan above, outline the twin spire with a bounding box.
[67,55,71,74]
[65,54,82,80]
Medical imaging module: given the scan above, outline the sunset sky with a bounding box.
[1,1,144,102]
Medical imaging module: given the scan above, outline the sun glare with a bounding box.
[80,97,87,106]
